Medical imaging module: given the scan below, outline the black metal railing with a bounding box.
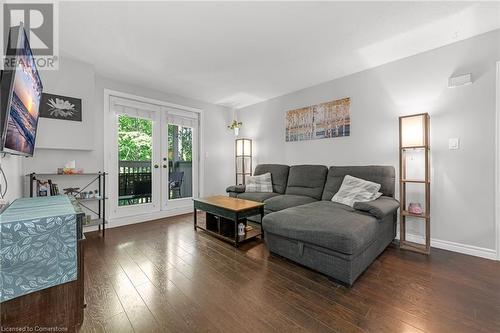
[118,161,152,206]
[118,160,193,206]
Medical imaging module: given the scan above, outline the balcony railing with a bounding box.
[119,161,152,206]
[118,160,192,206]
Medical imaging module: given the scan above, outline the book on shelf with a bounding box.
[50,181,60,196]
[34,179,60,196]
[36,179,50,197]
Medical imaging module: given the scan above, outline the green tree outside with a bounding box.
[168,124,192,162]
[118,115,192,162]
[118,115,152,161]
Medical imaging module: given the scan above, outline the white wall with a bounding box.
[0,155,22,203]
[1,55,234,207]
[238,30,500,253]
[35,56,96,150]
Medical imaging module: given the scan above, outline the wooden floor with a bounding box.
[79,213,500,333]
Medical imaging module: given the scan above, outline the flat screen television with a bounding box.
[0,24,43,156]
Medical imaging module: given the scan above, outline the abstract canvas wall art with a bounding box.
[285,97,350,142]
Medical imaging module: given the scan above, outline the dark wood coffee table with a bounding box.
[193,195,265,247]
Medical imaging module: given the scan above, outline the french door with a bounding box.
[108,95,199,219]
[161,108,199,211]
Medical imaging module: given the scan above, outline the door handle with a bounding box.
[154,164,159,169]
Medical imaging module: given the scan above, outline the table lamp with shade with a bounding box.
[399,113,430,254]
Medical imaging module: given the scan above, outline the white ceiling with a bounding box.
[59,2,500,109]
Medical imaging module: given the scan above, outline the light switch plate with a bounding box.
[449,138,460,150]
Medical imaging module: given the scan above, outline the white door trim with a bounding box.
[104,89,203,113]
[103,88,204,223]
[496,61,500,260]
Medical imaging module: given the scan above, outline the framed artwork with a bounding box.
[285,97,350,142]
[40,93,82,122]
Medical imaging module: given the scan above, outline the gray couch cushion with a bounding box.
[254,164,290,194]
[263,201,379,255]
[322,166,395,201]
[264,194,317,212]
[353,196,399,219]
[226,185,246,193]
[285,165,328,200]
[237,192,280,202]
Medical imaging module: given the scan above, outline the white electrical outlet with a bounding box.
[449,138,460,150]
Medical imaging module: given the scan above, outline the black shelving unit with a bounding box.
[27,171,107,236]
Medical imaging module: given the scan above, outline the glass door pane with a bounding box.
[118,115,153,206]
[168,124,193,199]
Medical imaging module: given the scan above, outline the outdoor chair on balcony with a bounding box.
[169,171,184,199]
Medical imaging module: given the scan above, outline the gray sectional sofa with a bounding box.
[226,164,399,285]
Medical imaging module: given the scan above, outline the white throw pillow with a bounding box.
[246,173,273,193]
[331,175,382,207]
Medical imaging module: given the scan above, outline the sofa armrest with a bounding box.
[353,196,400,219]
[226,185,246,194]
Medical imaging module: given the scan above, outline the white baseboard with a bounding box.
[83,206,192,232]
[397,232,498,261]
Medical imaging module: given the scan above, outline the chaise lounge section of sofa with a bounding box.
[226,164,399,285]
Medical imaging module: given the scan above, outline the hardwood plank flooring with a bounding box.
[79,213,500,333]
